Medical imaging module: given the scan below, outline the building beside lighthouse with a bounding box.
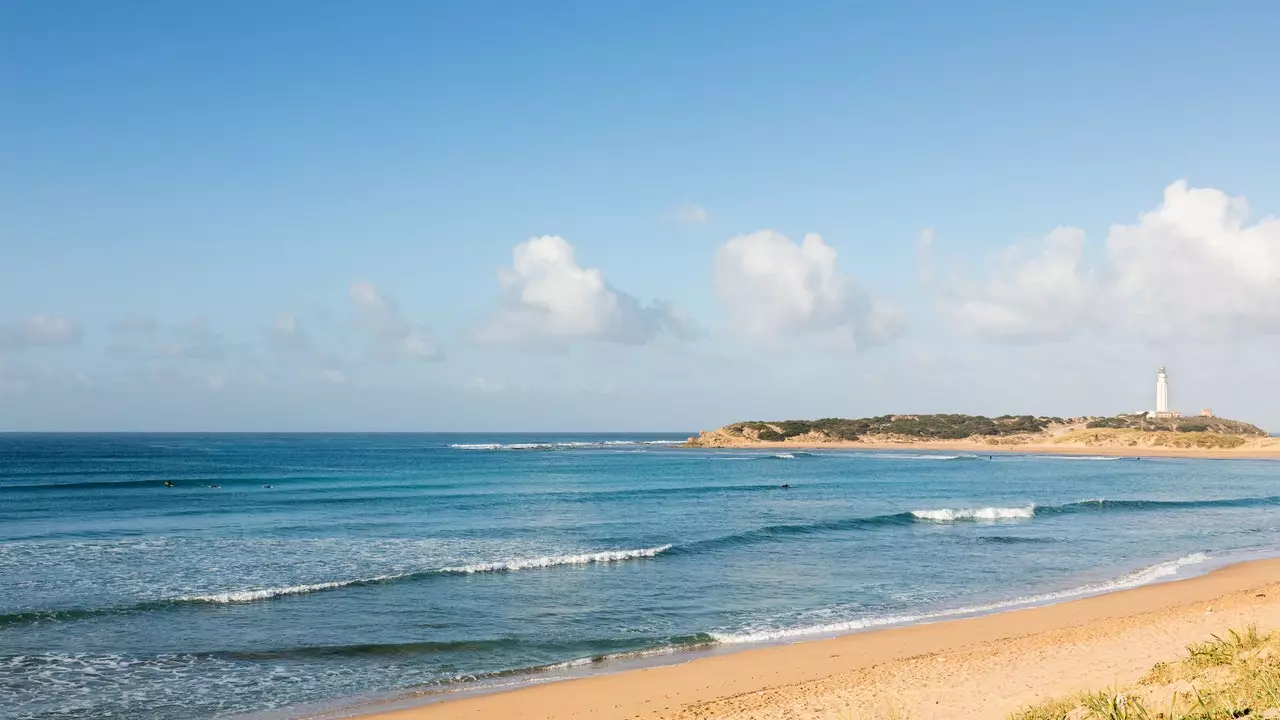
[1151,366,1181,418]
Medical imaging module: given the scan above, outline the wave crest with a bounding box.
[438,545,672,574]
[911,506,1036,522]
[168,545,673,604]
[450,440,681,451]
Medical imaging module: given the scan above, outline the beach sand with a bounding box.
[685,438,1280,460]
[352,559,1280,720]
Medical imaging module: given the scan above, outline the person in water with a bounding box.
[163,480,175,488]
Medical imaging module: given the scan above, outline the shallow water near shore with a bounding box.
[4,434,1280,719]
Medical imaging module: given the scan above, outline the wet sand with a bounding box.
[351,559,1280,720]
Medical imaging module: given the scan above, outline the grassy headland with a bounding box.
[684,414,1276,456]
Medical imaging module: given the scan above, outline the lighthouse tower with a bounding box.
[1155,366,1170,415]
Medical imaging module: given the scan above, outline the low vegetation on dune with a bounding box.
[1055,428,1251,449]
[1009,625,1280,720]
[687,413,1269,447]
[1085,415,1268,437]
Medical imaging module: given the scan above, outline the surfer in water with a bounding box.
[163,480,175,488]
[779,483,791,489]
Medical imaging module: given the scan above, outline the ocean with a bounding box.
[3,433,1280,719]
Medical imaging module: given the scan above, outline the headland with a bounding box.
[684,414,1280,459]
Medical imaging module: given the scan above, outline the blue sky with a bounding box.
[4,1,1280,431]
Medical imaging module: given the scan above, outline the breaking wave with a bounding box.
[8,495,1271,625]
[176,545,674,603]
[911,506,1037,522]
[173,577,408,604]
[1,545,676,622]
[450,440,682,451]
[436,545,672,574]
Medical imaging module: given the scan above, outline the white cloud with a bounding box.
[943,227,1097,343]
[477,235,699,345]
[674,203,710,224]
[0,314,83,350]
[713,230,905,349]
[349,281,443,361]
[917,228,935,285]
[1108,181,1280,337]
[942,181,1280,342]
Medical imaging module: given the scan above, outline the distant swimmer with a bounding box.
[163,480,175,488]
[779,483,792,489]
[261,484,273,489]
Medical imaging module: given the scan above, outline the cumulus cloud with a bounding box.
[944,227,1098,343]
[942,181,1280,342]
[0,314,83,350]
[349,281,442,361]
[1108,181,1280,337]
[477,235,699,345]
[714,230,905,349]
[673,203,710,224]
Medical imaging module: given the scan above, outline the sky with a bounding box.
[3,0,1280,432]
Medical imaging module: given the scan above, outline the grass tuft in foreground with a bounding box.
[1009,625,1280,720]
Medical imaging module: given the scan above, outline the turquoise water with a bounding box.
[3,433,1280,719]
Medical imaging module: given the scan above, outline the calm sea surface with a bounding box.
[4,433,1280,719]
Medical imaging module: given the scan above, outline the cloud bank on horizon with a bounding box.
[4,180,1280,429]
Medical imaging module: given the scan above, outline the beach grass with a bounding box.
[1008,625,1280,719]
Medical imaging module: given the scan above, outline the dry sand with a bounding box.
[350,559,1280,720]
[686,438,1280,460]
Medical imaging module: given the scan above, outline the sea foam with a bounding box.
[438,545,672,574]
[711,552,1210,644]
[170,546,673,603]
[174,576,406,604]
[450,440,680,451]
[911,506,1036,521]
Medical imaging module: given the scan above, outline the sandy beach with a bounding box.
[684,438,1280,460]
[352,559,1280,720]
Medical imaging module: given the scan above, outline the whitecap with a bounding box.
[168,545,673,603]
[911,506,1036,521]
[173,575,406,604]
[438,545,672,574]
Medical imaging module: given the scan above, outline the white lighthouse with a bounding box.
[1155,366,1171,416]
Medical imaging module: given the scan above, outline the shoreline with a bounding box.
[341,557,1280,720]
[682,439,1280,460]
